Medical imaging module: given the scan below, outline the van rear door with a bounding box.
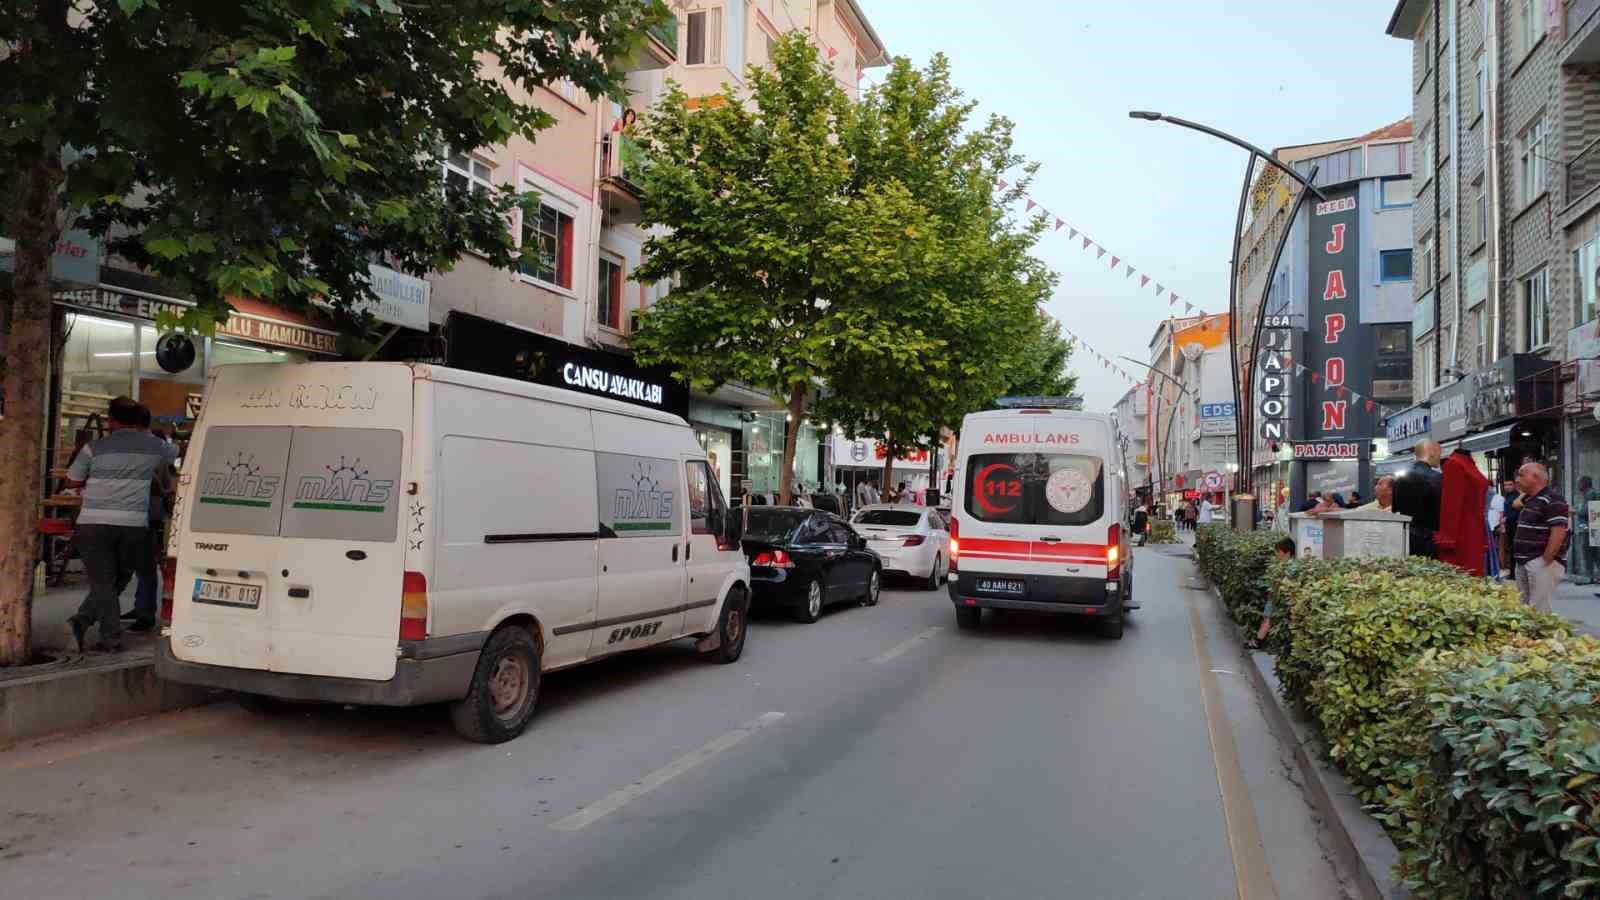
[171,364,411,682]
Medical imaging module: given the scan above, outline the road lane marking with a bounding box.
[870,626,944,664]
[1184,588,1278,900]
[550,711,785,832]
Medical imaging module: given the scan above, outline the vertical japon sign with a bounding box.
[1304,187,1371,440]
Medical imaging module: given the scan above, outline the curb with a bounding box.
[0,652,216,750]
[1241,646,1409,900]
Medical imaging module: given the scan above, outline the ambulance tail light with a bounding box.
[948,517,959,572]
[160,556,177,623]
[400,571,429,641]
[1106,523,1121,576]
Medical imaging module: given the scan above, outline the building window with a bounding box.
[597,255,625,330]
[1473,306,1488,369]
[1419,232,1435,285]
[1380,249,1414,282]
[1576,239,1598,325]
[1419,336,1437,392]
[686,8,722,66]
[444,154,493,195]
[1422,30,1434,74]
[1518,0,1544,58]
[1523,268,1550,349]
[1417,127,1434,175]
[1474,54,1486,120]
[520,203,574,289]
[1520,118,1546,206]
[1474,190,1488,246]
[1380,177,1413,208]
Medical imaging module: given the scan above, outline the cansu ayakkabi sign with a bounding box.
[562,362,665,406]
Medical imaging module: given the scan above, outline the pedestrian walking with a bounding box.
[1499,480,1519,581]
[124,406,174,631]
[64,397,178,652]
[1510,462,1570,614]
[1132,502,1149,546]
[1485,483,1503,580]
[1197,496,1215,526]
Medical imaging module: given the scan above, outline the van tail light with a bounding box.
[1106,523,1121,577]
[902,535,926,547]
[160,556,177,623]
[400,571,429,641]
[948,517,959,572]
[752,549,794,569]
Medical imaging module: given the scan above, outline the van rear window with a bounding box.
[191,426,402,542]
[963,453,1104,526]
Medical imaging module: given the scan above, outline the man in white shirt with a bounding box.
[1197,497,1216,525]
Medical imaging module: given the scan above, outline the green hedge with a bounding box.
[1196,530,1591,896]
[1147,519,1177,544]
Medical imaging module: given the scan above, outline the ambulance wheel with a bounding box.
[1099,615,1125,640]
[955,606,981,630]
[451,625,541,744]
[699,588,749,664]
[791,579,824,623]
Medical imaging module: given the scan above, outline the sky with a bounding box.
[858,0,1412,413]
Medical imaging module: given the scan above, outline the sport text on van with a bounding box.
[946,406,1136,639]
[156,362,751,743]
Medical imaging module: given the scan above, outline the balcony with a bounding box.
[623,15,678,71]
[1571,136,1600,206]
[1565,0,1600,65]
[600,133,647,226]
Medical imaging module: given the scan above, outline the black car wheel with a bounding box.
[955,606,981,630]
[922,555,942,591]
[792,578,824,624]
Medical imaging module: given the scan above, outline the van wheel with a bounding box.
[862,569,881,606]
[699,588,749,664]
[450,626,541,744]
[1099,615,1125,640]
[792,579,824,623]
[955,606,981,630]
[922,556,942,591]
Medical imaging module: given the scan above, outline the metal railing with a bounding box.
[1568,135,1600,202]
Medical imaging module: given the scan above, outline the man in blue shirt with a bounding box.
[65,397,178,652]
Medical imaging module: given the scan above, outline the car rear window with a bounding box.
[743,509,810,543]
[963,452,1104,527]
[191,425,402,542]
[854,509,921,527]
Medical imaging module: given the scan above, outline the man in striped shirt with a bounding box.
[64,397,178,652]
[1511,462,1570,614]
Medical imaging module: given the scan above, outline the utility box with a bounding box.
[1288,509,1410,560]
[1231,494,1254,532]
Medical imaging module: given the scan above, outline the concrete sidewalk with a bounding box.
[1554,581,1600,637]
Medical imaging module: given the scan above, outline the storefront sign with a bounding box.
[359,263,431,331]
[1304,185,1372,440]
[443,311,689,417]
[1429,354,1560,442]
[1429,377,1472,442]
[1256,317,1294,443]
[830,436,931,469]
[53,287,340,354]
[1383,403,1431,448]
[1291,440,1362,460]
[0,229,99,286]
[1200,401,1236,436]
[1306,459,1360,497]
[1467,357,1520,428]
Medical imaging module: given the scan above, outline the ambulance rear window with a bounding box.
[964,453,1104,526]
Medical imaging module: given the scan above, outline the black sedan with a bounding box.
[742,507,882,623]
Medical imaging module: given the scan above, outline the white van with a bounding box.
[946,405,1135,639]
[156,362,750,743]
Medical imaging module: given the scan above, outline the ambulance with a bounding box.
[946,400,1136,639]
[155,362,750,743]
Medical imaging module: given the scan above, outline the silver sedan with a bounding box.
[849,505,951,590]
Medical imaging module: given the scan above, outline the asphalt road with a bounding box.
[1,544,1351,900]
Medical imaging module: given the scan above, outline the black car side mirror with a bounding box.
[851,534,866,550]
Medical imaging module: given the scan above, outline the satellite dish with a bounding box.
[1592,402,1600,424]
[1180,342,1204,361]
[154,333,196,373]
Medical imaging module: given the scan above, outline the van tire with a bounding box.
[955,606,981,630]
[792,579,824,623]
[699,588,749,664]
[450,626,541,744]
[1099,615,1125,640]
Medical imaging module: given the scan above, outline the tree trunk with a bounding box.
[880,437,895,500]
[0,153,65,666]
[778,383,805,506]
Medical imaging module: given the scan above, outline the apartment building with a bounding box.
[1110,384,1151,495]
[1146,315,1236,508]
[400,2,888,503]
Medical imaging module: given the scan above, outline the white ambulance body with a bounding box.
[946,405,1134,638]
[157,362,750,742]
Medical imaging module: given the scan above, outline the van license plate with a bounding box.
[193,579,262,609]
[978,578,1025,594]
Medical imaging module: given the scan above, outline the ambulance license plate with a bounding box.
[193,579,262,609]
[978,578,1025,594]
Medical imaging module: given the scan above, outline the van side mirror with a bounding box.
[719,507,743,549]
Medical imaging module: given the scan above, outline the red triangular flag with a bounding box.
[1140,275,1150,288]
[996,178,1008,189]
[1311,372,1321,384]
[827,46,838,59]
[1055,218,1065,231]
[1365,399,1375,412]
[1082,236,1092,250]
[1110,256,1120,268]
[1337,386,1346,398]
[1026,198,1036,212]
[612,118,623,133]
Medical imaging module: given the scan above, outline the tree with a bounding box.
[1003,316,1079,398]
[630,32,939,505]
[0,0,667,666]
[811,55,1064,487]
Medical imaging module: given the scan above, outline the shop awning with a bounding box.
[1462,425,1515,454]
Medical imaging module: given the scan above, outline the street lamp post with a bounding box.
[1128,111,1328,483]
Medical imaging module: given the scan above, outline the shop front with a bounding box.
[1426,355,1559,491]
[1564,322,1600,580]
[829,436,934,505]
[49,277,341,470]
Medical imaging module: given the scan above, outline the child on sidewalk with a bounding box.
[1248,537,1296,649]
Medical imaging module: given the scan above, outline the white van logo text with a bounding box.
[199,454,280,509]
[292,456,393,513]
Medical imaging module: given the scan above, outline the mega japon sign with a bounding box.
[1303,187,1372,441]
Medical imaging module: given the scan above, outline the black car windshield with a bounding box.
[854,509,921,527]
[742,509,811,543]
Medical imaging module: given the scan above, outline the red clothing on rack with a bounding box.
[1436,450,1489,576]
